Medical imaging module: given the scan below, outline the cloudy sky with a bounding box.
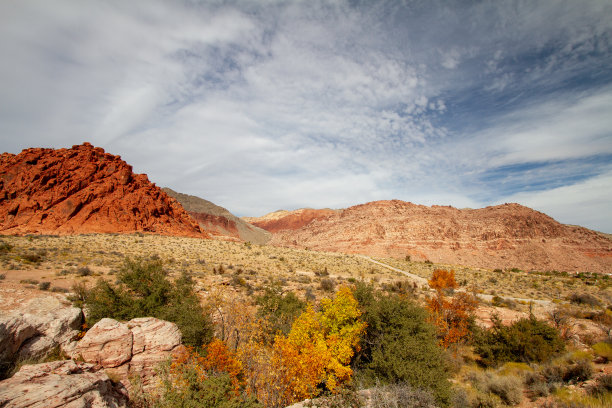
[1,1,611,232]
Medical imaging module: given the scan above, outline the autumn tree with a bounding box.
[241,286,366,408]
[426,269,477,349]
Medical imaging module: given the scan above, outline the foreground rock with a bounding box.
[0,294,82,368]
[0,143,206,237]
[255,200,612,273]
[72,317,185,392]
[0,360,127,408]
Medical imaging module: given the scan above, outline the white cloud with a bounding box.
[0,0,611,232]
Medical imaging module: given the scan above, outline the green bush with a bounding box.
[569,292,601,307]
[75,258,213,347]
[255,285,305,342]
[474,315,565,366]
[352,283,451,407]
[135,362,261,408]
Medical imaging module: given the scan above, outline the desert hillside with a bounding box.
[163,188,270,244]
[243,208,338,232]
[250,200,612,273]
[0,143,206,237]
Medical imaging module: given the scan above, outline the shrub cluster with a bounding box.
[73,258,213,347]
[352,283,451,407]
[474,315,565,367]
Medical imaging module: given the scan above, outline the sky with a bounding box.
[1,0,611,232]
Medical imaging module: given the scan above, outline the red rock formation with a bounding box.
[264,200,612,273]
[0,143,207,237]
[243,208,338,232]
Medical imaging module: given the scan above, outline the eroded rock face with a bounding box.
[0,143,206,237]
[0,360,127,408]
[72,317,184,392]
[257,200,612,273]
[0,295,82,368]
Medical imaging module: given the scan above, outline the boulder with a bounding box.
[73,317,184,393]
[0,295,82,367]
[73,319,133,368]
[0,360,127,408]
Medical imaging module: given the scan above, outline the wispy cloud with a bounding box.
[1,0,611,231]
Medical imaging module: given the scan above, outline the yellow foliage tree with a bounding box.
[242,286,366,407]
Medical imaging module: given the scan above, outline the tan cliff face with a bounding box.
[254,200,612,273]
[0,143,207,237]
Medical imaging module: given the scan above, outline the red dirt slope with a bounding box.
[0,143,206,237]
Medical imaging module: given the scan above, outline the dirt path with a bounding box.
[360,256,429,286]
[361,256,553,308]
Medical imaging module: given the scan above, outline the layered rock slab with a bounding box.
[0,360,127,408]
[0,294,82,368]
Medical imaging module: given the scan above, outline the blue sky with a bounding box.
[1,0,612,232]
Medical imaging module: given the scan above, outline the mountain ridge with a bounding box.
[247,199,612,273]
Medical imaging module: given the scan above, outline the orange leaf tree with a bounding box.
[426,269,477,349]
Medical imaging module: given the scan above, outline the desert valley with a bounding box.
[0,143,610,408]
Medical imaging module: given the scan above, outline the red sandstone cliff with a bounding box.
[0,143,207,237]
[250,200,612,273]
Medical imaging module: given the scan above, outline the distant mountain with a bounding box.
[252,200,612,273]
[242,208,338,233]
[0,143,206,237]
[163,188,270,244]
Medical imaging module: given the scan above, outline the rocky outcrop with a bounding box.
[0,143,207,237]
[72,317,184,392]
[0,295,82,368]
[265,200,612,273]
[163,188,270,244]
[243,208,338,233]
[0,360,127,408]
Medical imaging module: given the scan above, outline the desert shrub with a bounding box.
[562,359,593,383]
[21,250,46,264]
[485,374,523,405]
[38,281,51,291]
[474,315,565,366]
[370,382,438,408]
[592,342,612,362]
[312,386,363,408]
[0,241,13,254]
[75,258,213,347]
[320,278,336,292]
[352,283,451,407]
[255,285,306,342]
[77,266,92,276]
[0,274,5,280]
[587,374,612,396]
[569,292,601,307]
[138,356,261,408]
